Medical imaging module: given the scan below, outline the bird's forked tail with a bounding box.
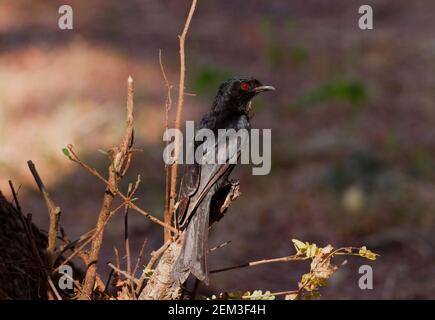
[172,202,210,286]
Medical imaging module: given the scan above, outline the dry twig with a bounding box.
[66,144,178,234]
[27,160,61,268]
[136,240,171,295]
[132,237,148,277]
[159,49,174,243]
[168,0,198,227]
[79,76,135,299]
[210,254,307,274]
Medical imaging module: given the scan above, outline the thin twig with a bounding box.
[132,237,148,277]
[66,144,178,234]
[107,263,140,286]
[104,269,114,293]
[169,0,198,226]
[53,199,129,273]
[159,49,174,242]
[48,277,62,300]
[124,183,133,297]
[114,247,121,277]
[210,254,307,274]
[57,228,105,292]
[8,180,22,212]
[210,240,232,252]
[56,227,94,263]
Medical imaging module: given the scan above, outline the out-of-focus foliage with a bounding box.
[294,79,367,110]
[259,17,309,67]
[191,66,232,94]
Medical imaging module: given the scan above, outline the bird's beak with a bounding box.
[252,85,276,93]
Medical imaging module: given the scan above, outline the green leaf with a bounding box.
[142,268,154,277]
[62,148,74,161]
[292,239,307,254]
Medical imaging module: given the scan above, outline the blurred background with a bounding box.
[0,0,434,299]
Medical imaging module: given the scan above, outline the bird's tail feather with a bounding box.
[172,202,210,286]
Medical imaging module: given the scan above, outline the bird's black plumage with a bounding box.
[172,77,275,285]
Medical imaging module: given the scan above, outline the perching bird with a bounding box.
[172,77,275,285]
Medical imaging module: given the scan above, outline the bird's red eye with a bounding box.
[240,83,250,91]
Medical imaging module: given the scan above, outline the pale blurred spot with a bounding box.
[341,185,365,214]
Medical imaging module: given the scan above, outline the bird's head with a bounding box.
[213,77,275,114]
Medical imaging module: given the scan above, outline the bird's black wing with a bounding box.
[177,129,243,229]
[176,162,200,229]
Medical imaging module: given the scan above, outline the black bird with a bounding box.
[172,77,275,285]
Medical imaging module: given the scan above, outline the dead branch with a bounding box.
[27,160,61,269]
[124,183,134,297]
[132,237,148,277]
[169,0,198,226]
[58,229,105,292]
[47,278,62,300]
[159,49,174,243]
[66,144,178,234]
[137,242,182,300]
[210,253,307,274]
[56,227,94,263]
[8,180,22,213]
[107,263,140,286]
[79,76,135,299]
[135,240,171,296]
[210,240,232,252]
[53,198,130,273]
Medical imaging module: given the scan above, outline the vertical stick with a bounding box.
[169,0,198,236]
[27,160,61,268]
[79,76,135,299]
[159,50,173,242]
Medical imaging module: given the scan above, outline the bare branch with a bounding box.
[107,263,140,286]
[138,242,182,300]
[27,160,61,269]
[159,49,174,243]
[210,240,232,252]
[133,237,148,277]
[8,180,22,212]
[47,278,62,300]
[53,198,130,273]
[124,183,134,297]
[169,0,198,227]
[66,144,178,234]
[210,254,308,274]
[136,240,171,295]
[79,76,136,299]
